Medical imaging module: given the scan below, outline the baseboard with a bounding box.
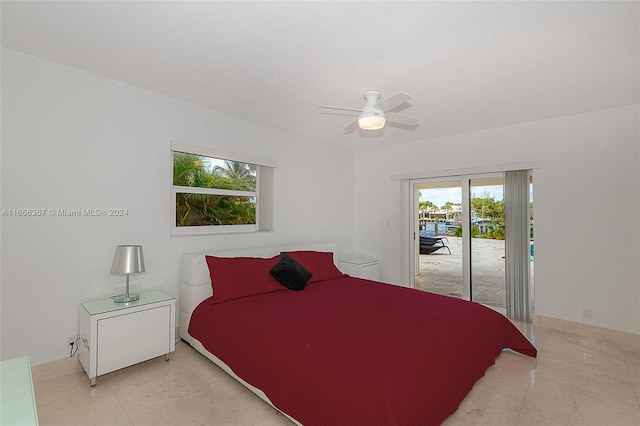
[533,314,640,353]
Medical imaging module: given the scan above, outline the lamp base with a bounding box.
[113,293,140,303]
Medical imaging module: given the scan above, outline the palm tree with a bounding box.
[174,156,257,227]
[173,152,212,187]
[213,161,256,191]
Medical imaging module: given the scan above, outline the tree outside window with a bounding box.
[173,152,257,228]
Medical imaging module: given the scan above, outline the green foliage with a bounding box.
[173,153,257,227]
[454,224,481,238]
[212,161,256,191]
[471,195,504,221]
[441,201,459,212]
[175,194,255,226]
[530,201,534,221]
[173,153,256,191]
[173,152,213,187]
[426,193,512,241]
[419,200,437,210]
[487,222,505,240]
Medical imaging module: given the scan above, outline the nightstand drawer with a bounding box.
[97,305,171,375]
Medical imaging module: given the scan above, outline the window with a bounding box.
[171,141,275,235]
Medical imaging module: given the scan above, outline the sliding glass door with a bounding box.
[410,171,532,318]
[470,177,505,308]
[413,180,464,299]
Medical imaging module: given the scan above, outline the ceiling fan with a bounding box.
[319,90,419,132]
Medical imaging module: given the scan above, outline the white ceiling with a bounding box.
[2,1,638,150]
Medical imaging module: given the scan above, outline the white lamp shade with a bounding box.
[111,245,145,274]
[358,115,386,130]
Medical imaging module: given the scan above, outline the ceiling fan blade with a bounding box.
[376,92,412,112]
[319,105,363,113]
[386,111,419,126]
[343,119,360,133]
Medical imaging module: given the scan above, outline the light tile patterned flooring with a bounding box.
[416,236,514,308]
[32,323,640,425]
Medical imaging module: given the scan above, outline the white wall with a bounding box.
[3,48,637,365]
[354,105,640,334]
[0,49,355,364]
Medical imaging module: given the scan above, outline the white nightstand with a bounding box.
[78,290,176,386]
[339,256,381,281]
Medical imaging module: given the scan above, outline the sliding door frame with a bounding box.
[409,172,503,300]
[397,161,541,293]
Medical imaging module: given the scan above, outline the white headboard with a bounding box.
[179,243,337,341]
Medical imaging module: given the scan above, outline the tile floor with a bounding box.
[32,322,640,425]
[416,236,528,309]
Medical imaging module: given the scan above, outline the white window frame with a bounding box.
[170,141,276,236]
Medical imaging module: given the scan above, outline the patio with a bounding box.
[415,236,510,309]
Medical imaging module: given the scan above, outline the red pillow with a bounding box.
[205,255,286,303]
[284,251,345,283]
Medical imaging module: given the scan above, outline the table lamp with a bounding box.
[110,245,145,303]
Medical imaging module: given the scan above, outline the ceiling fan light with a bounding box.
[358,115,386,130]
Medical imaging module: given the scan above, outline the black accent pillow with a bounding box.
[269,253,313,291]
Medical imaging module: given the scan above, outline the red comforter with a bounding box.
[189,276,536,425]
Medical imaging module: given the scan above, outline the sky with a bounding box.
[419,185,504,208]
[419,183,534,209]
[195,154,256,174]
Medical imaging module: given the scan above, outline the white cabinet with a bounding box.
[78,291,176,386]
[339,256,381,281]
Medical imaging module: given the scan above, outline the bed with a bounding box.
[179,243,536,426]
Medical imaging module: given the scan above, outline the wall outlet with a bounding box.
[68,334,77,345]
[582,308,592,320]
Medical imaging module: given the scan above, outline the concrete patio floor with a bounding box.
[415,236,511,309]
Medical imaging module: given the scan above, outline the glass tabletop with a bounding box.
[81,290,174,315]
[0,355,38,425]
